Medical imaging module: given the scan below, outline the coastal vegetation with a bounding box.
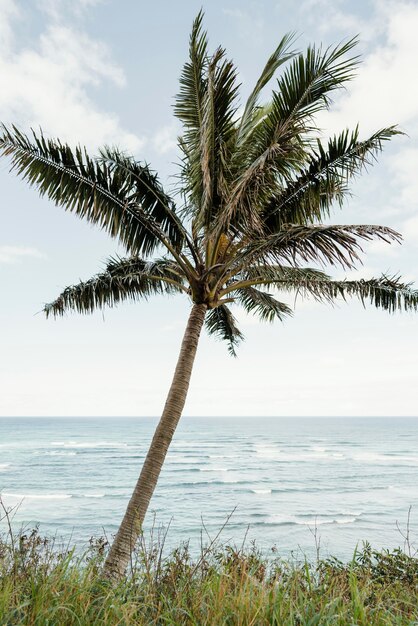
[0,518,417,625]
[1,11,418,582]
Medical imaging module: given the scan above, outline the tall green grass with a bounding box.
[1,521,417,626]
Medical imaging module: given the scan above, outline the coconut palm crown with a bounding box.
[1,12,417,580]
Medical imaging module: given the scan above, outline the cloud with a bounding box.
[0,0,19,49]
[37,0,105,23]
[222,7,264,45]
[298,0,384,41]
[402,215,418,244]
[0,245,46,264]
[300,0,363,31]
[389,146,418,210]
[0,1,144,152]
[153,123,179,155]
[318,2,418,136]
[364,238,401,259]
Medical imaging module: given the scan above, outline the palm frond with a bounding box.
[44,256,186,317]
[264,126,401,230]
[199,50,218,227]
[174,10,208,135]
[222,39,360,233]
[293,275,418,312]
[205,304,244,356]
[224,123,304,235]
[239,224,401,270]
[105,255,186,283]
[196,48,239,231]
[223,272,418,313]
[98,147,186,252]
[0,126,181,258]
[175,11,209,213]
[237,33,297,145]
[219,265,330,297]
[235,287,292,322]
[243,264,330,282]
[273,37,359,124]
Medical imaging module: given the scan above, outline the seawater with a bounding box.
[1,417,417,561]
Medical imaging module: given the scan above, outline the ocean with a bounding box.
[0,417,417,561]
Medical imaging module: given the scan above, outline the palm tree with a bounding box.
[1,12,417,581]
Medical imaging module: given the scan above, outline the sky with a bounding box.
[0,0,417,417]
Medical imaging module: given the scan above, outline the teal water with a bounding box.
[1,417,417,560]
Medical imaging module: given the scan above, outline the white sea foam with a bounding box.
[217,479,239,483]
[294,518,333,526]
[251,488,272,494]
[83,493,105,498]
[44,451,77,456]
[0,463,10,470]
[293,517,355,526]
[2,492,72,500]
[256,447,346,462]
[172,442,220,449]
[68,442,128,449]
[267,514,357,526]
[167,456,203,463]
[51,441,129,449]
[353,452,418,465]
[254,444,281,459]
[266,515,299,525]
[199,467,229,472]
[340,510,362,517]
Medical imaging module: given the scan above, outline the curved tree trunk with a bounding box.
[103,303,207,582]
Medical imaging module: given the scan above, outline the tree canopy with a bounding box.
[1,10,416,358]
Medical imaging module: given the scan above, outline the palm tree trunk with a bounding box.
[102,303,207,582]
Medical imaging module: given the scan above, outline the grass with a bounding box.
[0,519,417,626]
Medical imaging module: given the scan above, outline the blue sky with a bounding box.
[1,0,417,417]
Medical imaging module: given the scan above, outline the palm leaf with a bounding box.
[239,224,401,270]
[0,126,181,258]
[236,33,297,145]
[44,256,186,317]
[174,11,209,213]
[174,10,208,134]
[205,304,244,356]
[222,265,329,289]
[199,50,218,227]
[196,48,239,231]
[264,126,401,230]
[272,37,359,125]
[223,272,418,313]
[292,275,418,312]
[222,39,359,233]
[235,287,292,322]
[98,147,186,252]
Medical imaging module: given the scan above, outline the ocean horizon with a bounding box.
[1,416,417,561]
